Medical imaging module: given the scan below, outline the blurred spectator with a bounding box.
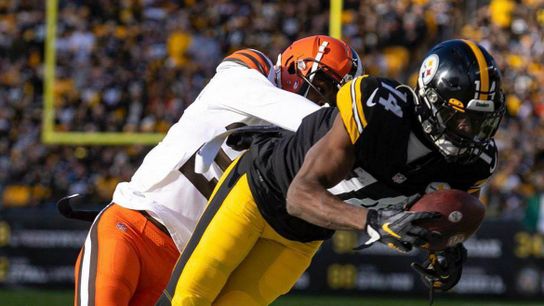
[523,151,544,233]
[1,0,544,224]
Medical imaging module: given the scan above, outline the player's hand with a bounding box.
[358,196,440,252]
[411,244,467,291]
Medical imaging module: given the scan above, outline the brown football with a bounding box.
[409,189,485,251]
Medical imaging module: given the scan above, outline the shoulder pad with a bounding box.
[222,49,273,78]
[336,75,411,144]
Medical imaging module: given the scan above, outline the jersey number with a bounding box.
[179,149,231,199]
[378,82,407,118]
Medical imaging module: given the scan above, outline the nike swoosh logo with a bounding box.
[382,223,401,239]
[366,88,379,107]
[489,150,498,173]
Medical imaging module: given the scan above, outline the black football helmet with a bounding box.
[415,39,505,163]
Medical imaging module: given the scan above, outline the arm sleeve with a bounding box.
[213,67,321,131]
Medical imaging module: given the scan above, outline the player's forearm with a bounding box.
[286,178,368,231]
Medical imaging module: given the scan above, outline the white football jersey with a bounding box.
[113,50,320,251]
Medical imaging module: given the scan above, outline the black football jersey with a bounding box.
[245,107,338,242]
[246,76,497,243]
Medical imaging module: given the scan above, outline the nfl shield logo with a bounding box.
[392,173,407,184]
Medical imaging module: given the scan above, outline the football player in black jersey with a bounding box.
[158,40,505,306]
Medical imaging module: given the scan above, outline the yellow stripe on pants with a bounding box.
[171,173,322,306]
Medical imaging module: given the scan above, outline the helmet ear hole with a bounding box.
[287,62,296,74]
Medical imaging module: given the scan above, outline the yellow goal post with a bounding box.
[42,0,343,145]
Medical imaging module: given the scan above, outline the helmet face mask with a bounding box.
[302,70,342,106]
[277,35,363,106]
[416,40,506,163]
[420,88,504,162]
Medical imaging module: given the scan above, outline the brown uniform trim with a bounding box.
[248,49,273,75]
[223,57,251,68]
[138,210,170,236]
[222,49,272,77]
[179,153,217,199]
[82,204,112,306]
[77,204,117,306]
[237,51,267,75]
[214,148,232,172]
[75,246,84,306]
[179,148,232,198]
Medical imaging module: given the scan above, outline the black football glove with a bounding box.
[411,244,467,291]
[358,195,440,253]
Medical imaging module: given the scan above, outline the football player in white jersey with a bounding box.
[72,35,363,306]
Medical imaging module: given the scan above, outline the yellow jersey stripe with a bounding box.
[336,75,368,144]
[462,40,489,100]
[337,78,359,144]
[353,76,367,129]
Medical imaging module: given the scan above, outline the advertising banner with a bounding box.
[296,220,544,298]
[1,210,543,299]
[0,209,89,289]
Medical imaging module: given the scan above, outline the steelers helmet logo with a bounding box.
[419,54,439,85]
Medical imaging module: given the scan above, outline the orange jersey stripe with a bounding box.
[223,49,272,77]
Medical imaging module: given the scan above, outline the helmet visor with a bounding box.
[438,107,502,142]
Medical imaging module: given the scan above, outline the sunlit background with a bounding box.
[1,0,543,305]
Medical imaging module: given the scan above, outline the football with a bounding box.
[409,189,485,251]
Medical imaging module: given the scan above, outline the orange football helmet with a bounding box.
[276,35,363,104]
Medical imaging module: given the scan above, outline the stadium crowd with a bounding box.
[1,0,544,229]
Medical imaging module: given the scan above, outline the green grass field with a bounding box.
[274,296,543,306]
[0,290,542,306]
